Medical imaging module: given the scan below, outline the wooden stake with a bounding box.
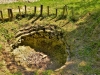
[47,6,49,16]
[0,10,4,22]
[34,6,36,15]
[18,6,21,15]
[62,5,67,17]
[40,5,43,16]
[8,9,13,21]
[25,5,27,16]
[71,7,74,17]
[56,8,58,16]
[10,9,13,19]
[8,9,10,21]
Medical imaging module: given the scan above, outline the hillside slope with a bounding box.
[0,0,100,75]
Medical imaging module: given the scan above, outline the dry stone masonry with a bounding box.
[13,24,64,48]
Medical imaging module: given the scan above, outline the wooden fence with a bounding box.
[0,5,68,22]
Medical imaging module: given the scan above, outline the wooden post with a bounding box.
[40,5,43,16]
[10,9,13,19]
[0,10,4,22]
[62,6,65,16]
[34,6,36,15]
[8,9,10,21]
[56,8,57,16]
[47,6,49,16]
[62,5,67,17]
[18,6,21,15]
[25,5,27,16]
[71,7,74,17]
[8,9,13,21]
[65,5,68,18]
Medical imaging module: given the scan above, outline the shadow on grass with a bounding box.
[60,9,100,75]
[0,18,14,23]
[30,14,57,23]
[31,15,41,23]
[55,15,67,22]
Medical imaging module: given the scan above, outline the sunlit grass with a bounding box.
[0,0,100,20]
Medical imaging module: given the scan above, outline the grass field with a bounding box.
[0,0,100,75]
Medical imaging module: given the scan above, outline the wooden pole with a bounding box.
[34,6,36,15]
[47,6,49,16]
[62,5,67,17]
[40,5,43,16]
[72,7,74,17]
[65,5,68,18]
[8,9,13,21]
[56,8,57,16]
[18,6,21,15]
[0,10,4,22]
[8,9,11,21]
[25,5,27,16]
[10,9,13,19]
[62,6,65,16]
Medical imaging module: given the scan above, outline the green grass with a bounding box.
[78,61,100,75]
[0,0,100,21]
[42,70,53,75]
[12,71,22,75]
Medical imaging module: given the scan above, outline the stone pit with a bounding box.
[11,24,67,71]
